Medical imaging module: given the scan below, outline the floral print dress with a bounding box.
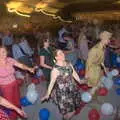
[51,63,81,115]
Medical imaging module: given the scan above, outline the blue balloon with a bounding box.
[111,52,120,67]
[114,77,120,85]
[39,108,50,120]
[116,88,120,95]
[20,96,32,107]
[75,59,85,71]
[78,64,85,70]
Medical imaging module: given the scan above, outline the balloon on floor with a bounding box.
[32,78,40,85]
[26,83,38,104]
[97,87,108,96]
[77,84,90,91]
[20,97,32,107]
[26,90,38,104]
[115,88,120,95]
[88,109,100,120]
[74,59,85,78]
[111,69,119,76]
[74,59,85,71]
[114,77,120,86]
[39,108,50,120]
[102,78,113,90]
[27,83,36,91]
[35,68,44,78]
[101,103,114,116]
[81,92,92,103]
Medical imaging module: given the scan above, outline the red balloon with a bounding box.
[88,109,100,120]
[97,87,108,96]
[77,84,90,91]
[32,78,40,85]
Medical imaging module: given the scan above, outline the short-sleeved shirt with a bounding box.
[0,57,17,85]
[39,47,54,67]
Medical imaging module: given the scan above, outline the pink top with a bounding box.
[0,57,17,85]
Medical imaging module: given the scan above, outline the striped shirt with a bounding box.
[0,57,17,85]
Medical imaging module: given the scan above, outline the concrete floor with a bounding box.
[20,78,120,120]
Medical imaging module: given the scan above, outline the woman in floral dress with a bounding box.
[41,49,85,120]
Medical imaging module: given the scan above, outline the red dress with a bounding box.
[0,58,21,120]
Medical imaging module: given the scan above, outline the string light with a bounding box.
[35,9,72,23]
[8,8,30,17]
[15,10,31,17]
[6,1,72,21]
[8,8,15,12]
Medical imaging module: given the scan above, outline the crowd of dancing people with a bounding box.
[0,21,120,120]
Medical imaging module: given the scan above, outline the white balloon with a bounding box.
[101,103,114,115]
[101,76,107,82]
[36,68,43,77]
[103,79,113,90]
[26,91,38,104]
[117,56,120,63]
[81,92,92,103]
[111,69,119,76]
[27,83,36,91]
[106,72,113,79]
